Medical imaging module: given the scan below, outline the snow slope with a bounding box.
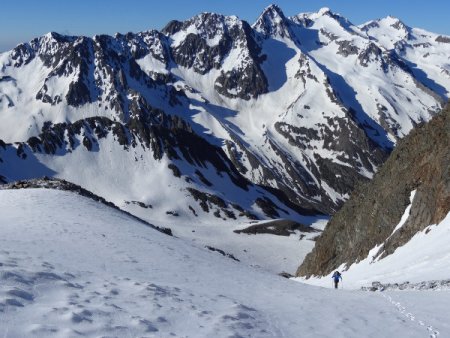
[298,212,450,290]
[0,188,445,337]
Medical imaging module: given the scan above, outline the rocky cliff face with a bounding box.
[297,103,450,277]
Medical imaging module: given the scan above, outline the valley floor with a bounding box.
[0,189,447,337]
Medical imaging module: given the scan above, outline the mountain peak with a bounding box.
[385,15,402,21]
[261,4,285,17]
[384,15,409,31]
[316,7,344,19]
[308,7,358,35]
[360,15,410,43]
[43,31,72,42]
[162,11,241,38]
[253,4,294,39]
[317,7,332,16]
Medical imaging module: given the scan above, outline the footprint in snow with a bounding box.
[382,294,440,337]
[427,326,440,337]
[5,298,24,307]
[406,313,415,321]
[71,309,93,323]
[7,288,34,302]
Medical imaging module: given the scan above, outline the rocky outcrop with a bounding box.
[362,280,450,291]
[297,103,450,277]
[234,219,317,236]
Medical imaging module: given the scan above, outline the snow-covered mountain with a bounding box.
[0,114,313,225]
[0,4,449,218]
[0,186,447,337]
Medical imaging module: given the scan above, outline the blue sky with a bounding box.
[1,0,449,52]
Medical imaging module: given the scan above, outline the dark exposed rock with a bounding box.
[360,21,379,31]
[166,211,179,217]
[125,200,153,209]
[187,188,227,210]
[238,210,259,220]
[66,78,92,107]
[255,197,280,218]
[188,205,198,216]
[320,29,338,41]
[298,104,450,277]
[413,42,432,48]
[82,136,93,151]
[186,187,259,220]
[234,219,316,236]
[336,40,359,57]
[168,164,181,177]
[361,279,450,291]
[278,272,294,279]
[231,203,244,212]
[208,194,227,208]
[225,140,248,174]
[435,35,450,43]
[377,104,401,139]
[205,246,240,262]
[261,184,321,217]
[10,43,35,67]
[35,84,62,105]
[274,122,320,147]
[358,43,383,67]
[294,54,318,84]
[162,20,183,35]
[223,209,236,219]
[391,19,408,32]
[215,64,268,100]
[171,33,228,75]
[187,188,210,212]
[315,156,370,196]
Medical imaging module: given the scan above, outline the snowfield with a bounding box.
[0,188,448,337]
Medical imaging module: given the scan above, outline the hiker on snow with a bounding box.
[332,271,342,289]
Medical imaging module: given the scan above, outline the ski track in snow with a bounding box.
[380,292,440,338]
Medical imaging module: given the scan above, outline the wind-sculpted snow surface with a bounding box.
[0,5,448,216]
[0,188,445,337]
